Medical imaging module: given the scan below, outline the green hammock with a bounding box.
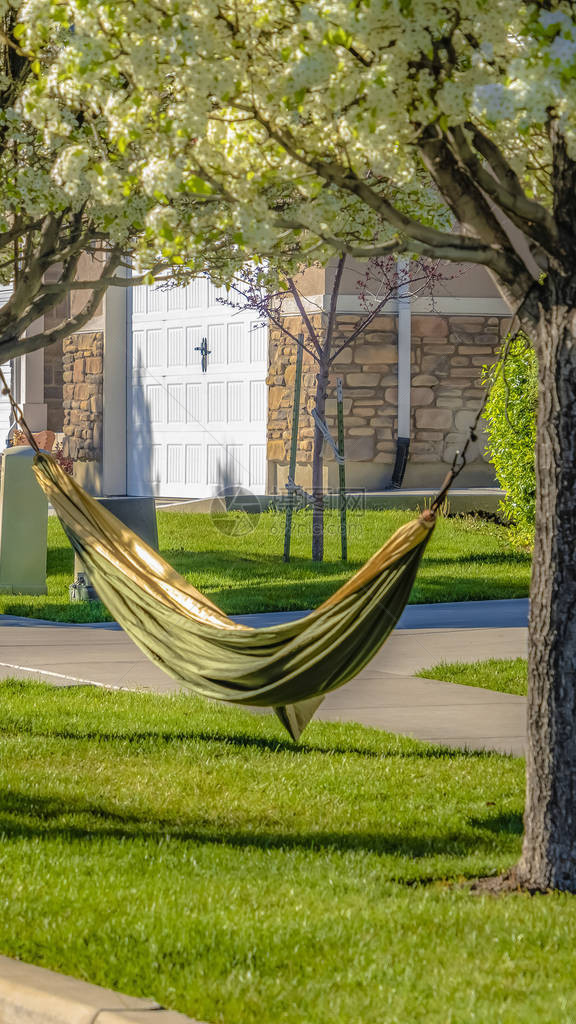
[33,453,436,740]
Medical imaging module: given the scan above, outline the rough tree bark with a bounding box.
[514,275,576,890]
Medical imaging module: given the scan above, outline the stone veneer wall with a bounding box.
[62,331,104,462]
[267,312,510,491]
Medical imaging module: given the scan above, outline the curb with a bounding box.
[0,954,207,1023]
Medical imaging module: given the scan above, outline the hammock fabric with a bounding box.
[33,453,436,740]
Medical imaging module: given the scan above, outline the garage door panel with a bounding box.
[167,383,186,424]
[227,323,246,364]
[128,282,267,498]
[207,323,227,365]
[167,326,186,367]
[207,381,226,423]
[250,322,267,363]
[186,382,202,424]
[250,380,266,422]
[186,325,204,365]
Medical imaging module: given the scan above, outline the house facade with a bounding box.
[10,262,511,499]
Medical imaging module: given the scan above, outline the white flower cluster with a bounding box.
[2,0,572,285]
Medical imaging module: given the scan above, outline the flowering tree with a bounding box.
[22,0,576,890]
[0,4,251,363]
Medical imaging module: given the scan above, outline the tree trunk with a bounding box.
[515,279,576,891]
[311,362,329,562]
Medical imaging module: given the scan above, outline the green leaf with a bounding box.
[323,26,352,48]
[185,175,213,195]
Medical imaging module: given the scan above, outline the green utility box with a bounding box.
[0,447,48,594]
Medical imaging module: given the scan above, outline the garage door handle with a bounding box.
[195,337,211,373]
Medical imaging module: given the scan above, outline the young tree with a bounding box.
[26,0,576,890]
[228,256,445,560]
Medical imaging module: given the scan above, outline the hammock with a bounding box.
[32,453,436,741]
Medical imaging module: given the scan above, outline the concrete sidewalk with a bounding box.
[0,600,528,756]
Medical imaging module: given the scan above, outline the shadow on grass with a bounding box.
[0,787,520,863]
[0,719,500,761]
[469,812,523,835]
[0,602,110,623]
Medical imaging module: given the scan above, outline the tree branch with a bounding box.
[287,277,323,356]
[448,125,559,258]
[0,252,123,362]
[323,253,345,360]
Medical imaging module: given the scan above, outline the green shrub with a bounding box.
[483,333,537,544]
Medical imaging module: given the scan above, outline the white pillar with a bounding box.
[20,348,47,432]
[102,273,128,495]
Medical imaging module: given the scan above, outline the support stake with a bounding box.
[283,336,304,562]
[337,377,347,561]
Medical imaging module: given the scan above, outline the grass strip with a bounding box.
[417,658,528,696]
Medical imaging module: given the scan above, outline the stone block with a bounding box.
[267,440,285,461]
[421,340,453,352]
[415,408,453,430]
[349,427,375,436]
[412,374,438,386]
[454,409,479,432]
[362,364,391,374]
[412,316,448,338]
[411,387,434,407]
[74,383,97,401]
[325,398,353,415]
[422,354,450,374]
[451,316,489,332]
[86,357,103,375]
[457,345,495,354]
[344,435,376,460]
[353,345,397,365]
[345,373,381,387]
[268,387,285,410]
[368,315,397,332]
[73,359,85,383]
[332,347,353,364]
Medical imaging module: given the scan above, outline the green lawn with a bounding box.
[0,681,575,1023]
[419,658,528,696]
[0,508,531,622]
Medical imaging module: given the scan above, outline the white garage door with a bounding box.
[127,278,268,498]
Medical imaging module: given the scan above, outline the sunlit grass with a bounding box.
[3,680,576,1024]
[0,508,531,621]
[418,658,528,696]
